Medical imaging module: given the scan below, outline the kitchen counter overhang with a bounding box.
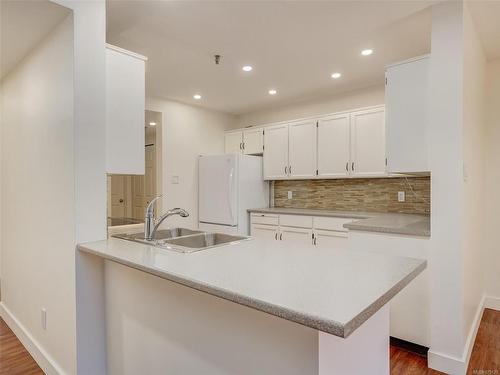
[78,236,426,338]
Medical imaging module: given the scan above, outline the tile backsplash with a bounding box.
[273,177,430,215]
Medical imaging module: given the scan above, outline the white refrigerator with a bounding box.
[198,154,269,235]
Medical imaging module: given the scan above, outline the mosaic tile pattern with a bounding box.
[273,177,430,215]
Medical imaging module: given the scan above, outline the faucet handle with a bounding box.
[145,195,163,217]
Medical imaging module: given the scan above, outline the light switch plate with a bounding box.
[398,191,405,202]
[287,191,293,199]
[171,175,179,184]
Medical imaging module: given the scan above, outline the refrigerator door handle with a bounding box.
[227,167,235,224]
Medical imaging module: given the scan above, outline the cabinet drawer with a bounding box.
[313,216,355,232]
[250,213,279,226]
[279,214,313,228]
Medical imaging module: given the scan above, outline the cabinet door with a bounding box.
[317,115,350,178]
[251,224,278,240]
[314,230,348,251]
[279,226,313,246]
[350,107,386,177]
[243,128,264,155]
[106,46,146,174]
[225,131,243,154]
[263,124,289,180]
[385,56,429,173]
[288,120,317,179]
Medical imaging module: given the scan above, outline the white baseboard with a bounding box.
[484,295,500,311]
[0,302,64,375]
[428,294,500,375]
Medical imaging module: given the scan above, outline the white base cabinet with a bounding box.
[250,213,354,251]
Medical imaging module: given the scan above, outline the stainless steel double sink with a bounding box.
[113,228,250,253]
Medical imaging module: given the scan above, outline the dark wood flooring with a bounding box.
[0,309,498,374]
[0,318,43,375]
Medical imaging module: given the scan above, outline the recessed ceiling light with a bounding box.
[242,65,253,72]
[361,49,373,56]
[193,94,202,100]
[268,89,277,95]
[331,72,342,79]
[149,122,156,126]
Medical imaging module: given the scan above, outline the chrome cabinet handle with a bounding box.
[346,162,349,172]
[279,233,283,240]
[352,162,355,171]
[289,165,292,175]
[275,232,278,240]
[284,166,288,175]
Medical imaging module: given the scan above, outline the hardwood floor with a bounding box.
[0,309,498,375]
[467,308,500,374]
[0,318,43,375]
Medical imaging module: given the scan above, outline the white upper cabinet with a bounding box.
[317,114,351,178]
[385,55,429,173]
[106,44,147,175]
[350,107,386,177]
[288,120,317,179]
[263,124,289,179]
[225,131,243,154]
[243,128,264,155]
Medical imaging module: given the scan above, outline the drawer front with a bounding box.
[313,216,355,232]
[279,214,313,228]
[250,213,279,226]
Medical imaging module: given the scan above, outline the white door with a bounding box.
[251,224,278,240]
[350,108,386,177]
[317,115,351,178]
[288,120,317,179]
[110,175,130,217]
[263,124,289,180]
[243,128,264,155]
[279,226,313,246]
[199,155,238,226]
[314,230,348,250]
[225,131,243,154]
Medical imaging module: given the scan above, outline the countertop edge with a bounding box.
[343,224,431,238]
[343,260,427,337]
[77,243,347,337]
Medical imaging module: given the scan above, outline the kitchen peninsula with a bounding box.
[78,233,425,374]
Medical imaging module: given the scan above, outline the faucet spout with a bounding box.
[144,201,189,241]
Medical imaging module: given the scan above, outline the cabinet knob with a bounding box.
[119,199,124,203]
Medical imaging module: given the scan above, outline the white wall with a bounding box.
[236,85,385,127]
[0,14,76,374]
[462,2,487,347]
[1,1,107,374]
[483,59,500,298]
[427,0,466,369]
[146,97,237,229]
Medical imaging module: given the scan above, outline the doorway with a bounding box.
[107,110,163,222]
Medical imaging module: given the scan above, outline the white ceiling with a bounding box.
[0,0,70,79]
[107,1,434,115]
[468,1,500,61]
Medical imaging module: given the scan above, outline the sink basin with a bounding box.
[113,228,202,243]
[160,233,249,253]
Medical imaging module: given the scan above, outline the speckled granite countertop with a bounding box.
[78,237,425,338]
[248,207,430,237]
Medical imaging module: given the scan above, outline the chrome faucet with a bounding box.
[144,196,189,241]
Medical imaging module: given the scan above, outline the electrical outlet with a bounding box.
[41,308,47,330]
[287,191,293,199]
[171,175,179,184]
[398,191,406,202]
